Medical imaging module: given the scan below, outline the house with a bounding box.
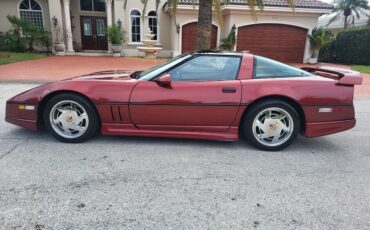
[0,0,333,63]
[318,10,370,36]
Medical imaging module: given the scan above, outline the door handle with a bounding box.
[222,87,236,93]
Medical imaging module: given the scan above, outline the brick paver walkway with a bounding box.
[0,56,165,82]
[0,56,368,99]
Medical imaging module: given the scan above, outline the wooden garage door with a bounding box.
[182,22,218,53]
[236,24,308,63]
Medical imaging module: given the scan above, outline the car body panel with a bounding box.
[129,80,242,132]
[5,52,362,142]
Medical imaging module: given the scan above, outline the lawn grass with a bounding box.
[351,65,370,74]
[0,52,47,65]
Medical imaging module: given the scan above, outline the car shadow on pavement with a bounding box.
[2,126,344,154]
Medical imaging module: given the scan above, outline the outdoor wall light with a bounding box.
[176,23,180,34]
[117,19,122,27]
[52,16,58,27]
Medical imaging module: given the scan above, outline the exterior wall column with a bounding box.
[303,28,313,63]
[63,0,75,55]
[106,0,113,53]
[48,0,64,54]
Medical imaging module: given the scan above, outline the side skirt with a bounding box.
[101,124,239,141]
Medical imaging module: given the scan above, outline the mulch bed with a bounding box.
[0,53,10,58]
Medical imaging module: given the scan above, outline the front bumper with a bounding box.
[5,101,38,131]
[304,119,356,138]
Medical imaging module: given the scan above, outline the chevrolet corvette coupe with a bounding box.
[5,51,363,151]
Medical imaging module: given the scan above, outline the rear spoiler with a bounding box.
[301,66,363,86]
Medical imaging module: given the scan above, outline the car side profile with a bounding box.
[5,51,363,151]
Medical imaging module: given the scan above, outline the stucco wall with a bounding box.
[230,10,321,62]
[171,10,221,56]
[121,0,172,57]
[171,8,324,62]
[0,0,51,34]
[0,0,325,62]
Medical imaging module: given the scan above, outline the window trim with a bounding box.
[79,0,106,13]
[147,10,160,45]
[252,56,312,79]
[129,8,142,43]
[153,54,243,82]
[18,0,44,28]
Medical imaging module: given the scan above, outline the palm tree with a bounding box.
[328,0,369,29]
[196,0,213,49]
[169,0,294,50]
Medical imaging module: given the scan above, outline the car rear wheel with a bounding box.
[243,100,300,151]
[43,93,99,143]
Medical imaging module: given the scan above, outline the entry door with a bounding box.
[130,81,241,132]
[129,55,242,132]
[81,16,108,50]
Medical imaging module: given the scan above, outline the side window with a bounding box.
[254,56,311,79]
[169,56,241,81]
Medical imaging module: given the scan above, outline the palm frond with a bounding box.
[327,12,341,26]
[213,0,223,28]
[246,0,257,20]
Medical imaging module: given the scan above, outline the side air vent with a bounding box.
[110,106,123,122]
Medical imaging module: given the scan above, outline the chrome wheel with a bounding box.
[49,100,89,139]
[252,107,294,147]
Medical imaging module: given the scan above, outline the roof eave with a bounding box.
[168,4,333,14]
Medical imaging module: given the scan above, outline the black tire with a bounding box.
[43,93,99,143]
[242,100,300,151]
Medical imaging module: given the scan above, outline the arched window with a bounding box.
[19,0,43,28]
[130,10,141,42]
[148,11,158,40]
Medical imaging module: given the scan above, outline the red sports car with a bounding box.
[5,51,363,151]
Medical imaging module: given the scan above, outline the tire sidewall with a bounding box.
[243,100,300,151]
[43,93,99,143]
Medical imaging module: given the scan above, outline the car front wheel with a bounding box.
[243,100,300,151]
[43,93,99,143]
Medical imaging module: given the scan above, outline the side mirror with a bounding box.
[154,74,172,87]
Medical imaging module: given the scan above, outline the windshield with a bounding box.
[136,54,192,80]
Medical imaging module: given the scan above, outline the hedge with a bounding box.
[318,40,336,63]
[334,28,370,65]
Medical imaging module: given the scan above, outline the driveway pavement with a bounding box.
[0,56,165,82]
[1,83,370,229]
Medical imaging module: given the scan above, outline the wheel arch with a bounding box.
[239,95,306,134]
[37,90,101,127]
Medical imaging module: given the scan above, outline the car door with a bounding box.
[129,55,242,132]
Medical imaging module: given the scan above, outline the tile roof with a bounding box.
[177,0,333,9]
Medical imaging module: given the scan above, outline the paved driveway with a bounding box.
[1,83,370,229]
[0,56,165,82]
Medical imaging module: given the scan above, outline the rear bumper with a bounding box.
[5,101,38,131]
[304,119,356,137]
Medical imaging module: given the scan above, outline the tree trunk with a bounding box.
[195,0,212,50]
[344,15,348,29]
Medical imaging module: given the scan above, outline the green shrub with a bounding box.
[335,28,370,65]
[219,25,236,51]
[0,32,7,51]
[3,30,26,52]
[318,40,336,62]
[1,16,50,52]
[308,28,332,58]
[106,24,125,45]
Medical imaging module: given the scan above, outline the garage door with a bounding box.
[236,24,308,63]
[182,22,218,53]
